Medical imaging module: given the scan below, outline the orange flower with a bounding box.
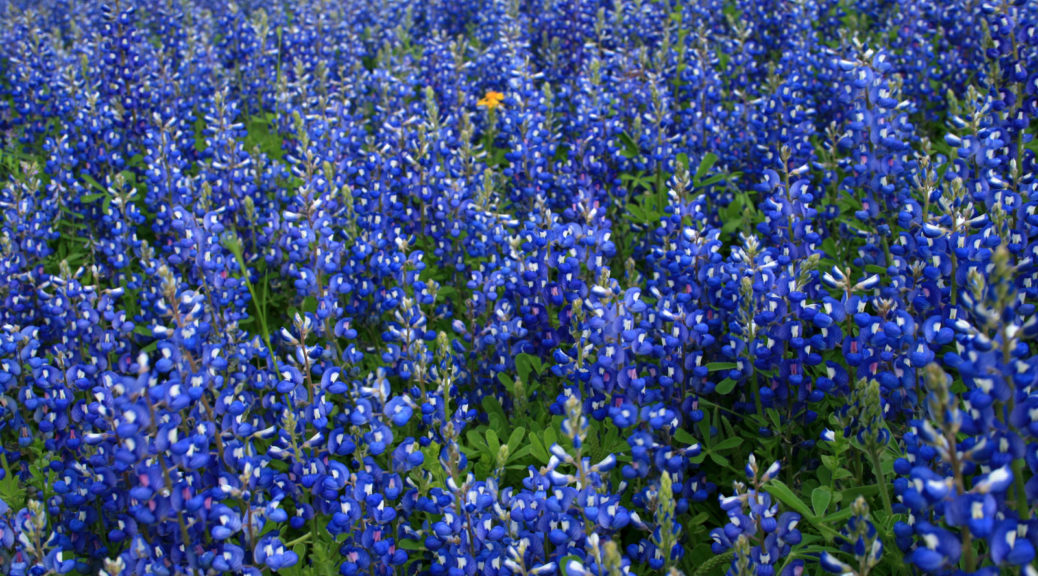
[477,90,504,110]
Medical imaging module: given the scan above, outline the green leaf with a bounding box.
[312,532,339,576]
[0,455,25,508]
[706,362,737,372]
[619,132,641,159]
[822,505,854,525]
[466,430,486,451]
[820,455,841,470]
[767,480,840,542]
[485,429,500,456]
[709,451,730,466]
[766,479,815,520]
[713,437,743,452]
[529,434,549,464]
[507,427,526,454]
[673,428,697,446]
[840,483,880,500]
[509,447,532,462]
[598,425,627,455]
[715,378,737,395]
[397,538,426,551]
[515,353,545,383]
[821,237,839,258]
[686,511,711,529]
[717,51,730,72]
[624,203,648,223]
[693,152,719,184]
[499,373,515,395]
[695,173,731,188]
[545,424,558,447]
[812,486,833,516]
[256,519,280,538]
[481,396,506,423]
[80,173,107,193]
[837,191,864,211]
[723,197,743,219]
[697,417,712,440]
[832,468,854,480]
[436,285,457,302]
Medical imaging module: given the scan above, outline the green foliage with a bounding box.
[0,0,988,567]
[461,425,532,477]
[811,486,833,517]
[690,551,735,576]
[278,530,339,576]
[0,435,56,512]
[682,418,742,470]
[623,151,742,228]
[0,454,25,508]
[527,419,560,465]
[244,112,285,161]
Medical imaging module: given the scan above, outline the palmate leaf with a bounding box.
[0,454,25,508]
[515,353,545,383]
[311,531,339,576]
[618,132,641,159]
[767,479,841,541]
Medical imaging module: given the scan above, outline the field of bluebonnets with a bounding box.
[0,0,1037,574]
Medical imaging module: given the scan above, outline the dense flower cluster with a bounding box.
[0,0,1036,575]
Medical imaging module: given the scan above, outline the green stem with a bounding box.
[949,249,958,307]
[226,235,279,372]
[962,528,976,573]
[751,368,763,417]
[285,531,311,548]
[869,446,894,519]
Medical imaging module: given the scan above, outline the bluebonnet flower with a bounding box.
[710,456,803,576]
[253,533,299,572]
[0,1,1035,575]
[820,497,883,576]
